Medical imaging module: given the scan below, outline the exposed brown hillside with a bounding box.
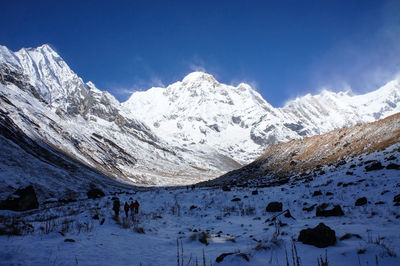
[202,112,400,186]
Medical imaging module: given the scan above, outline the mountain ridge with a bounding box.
[1,43,399,186]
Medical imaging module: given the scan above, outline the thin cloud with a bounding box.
[307,0,400,96]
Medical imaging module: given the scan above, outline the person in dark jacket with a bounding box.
[124,202,130,217]
[112,198,120,217]
[132,200,140,214]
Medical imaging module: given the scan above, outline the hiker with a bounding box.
[129,200,139,215]
[124,202,130,217]
[133,200,140,214]
[112,197,120,217]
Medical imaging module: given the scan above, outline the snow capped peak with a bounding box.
[0,44,88,109]
[182,71,218,84]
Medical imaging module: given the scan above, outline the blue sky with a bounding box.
[1,0,399,106]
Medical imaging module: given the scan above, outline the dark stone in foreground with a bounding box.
[87,188,105,199]
[355,197,367,206]
[216,252,234,263]
[365,162,384,171]
[298,223,336,248]
[394,194,400,203]
[0,185,39,211]
[312,190,323,197]
[266,202,283,212]
[386,163,400,170]
[215,252,249,263]
[316,205,344,217]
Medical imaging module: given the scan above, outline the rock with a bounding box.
[215,252,249,263]
[355,197,367,206]
[385,155,396,161]
[198,231,210,245]
[394,194,400,203]
[303,204,317,212]
[190,205,197,210]
[298,223,336,248]
[216,252,235,263]
[266,202,283,212]
[87,188,105,199]
[316,205,344,217]
[0,185,39,211]
[284,210,295,219]
[64,238,75,242]
[386,163,400,170]
[339,233,361,241]
[222,186,231,192]
[312,190,323,197]
[365,162,384,171]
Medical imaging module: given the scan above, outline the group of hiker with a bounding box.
[112,197,140,218]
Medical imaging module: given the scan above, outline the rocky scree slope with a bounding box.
[203,112,400,187]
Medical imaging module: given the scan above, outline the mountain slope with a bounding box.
[203,112,400,187]
[1,44,399,187]
[124,72,400,165]
[0,45,222,187]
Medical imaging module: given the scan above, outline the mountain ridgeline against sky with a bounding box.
[0,44,400,186]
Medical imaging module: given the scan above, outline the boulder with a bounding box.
[0,185,39,211]
[312,190,323,197]
[266,202,283,212]
[386,163,400,170]
[355,197,367,206]
[87,188,105,199]
[365,162,384,171]
[316,205,344,217]
[298,223,336,248]
[394,194,400,203]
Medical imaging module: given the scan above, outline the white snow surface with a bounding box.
[0,144,399,265]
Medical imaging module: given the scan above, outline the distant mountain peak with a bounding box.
[181,71,218,85]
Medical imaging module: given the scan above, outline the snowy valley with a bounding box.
[0,44,399,265]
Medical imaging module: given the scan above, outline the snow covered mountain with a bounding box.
[0,44,222,187]
[0,44,399,187]
[124,71,400,165]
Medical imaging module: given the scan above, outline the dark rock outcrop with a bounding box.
[298,223,336,248]
[386,163,400,170]
[316,205,344,217]
[0,185,39,211]
[394,194,400,203]
[266,202,283,212]
[87,188,105,199]
[355,197,367,206]
[312,190,323,197]
[365,162,384,171]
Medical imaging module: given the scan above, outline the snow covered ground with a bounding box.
[1,144,399,265]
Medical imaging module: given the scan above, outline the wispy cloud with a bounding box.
[307,0,400,95]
